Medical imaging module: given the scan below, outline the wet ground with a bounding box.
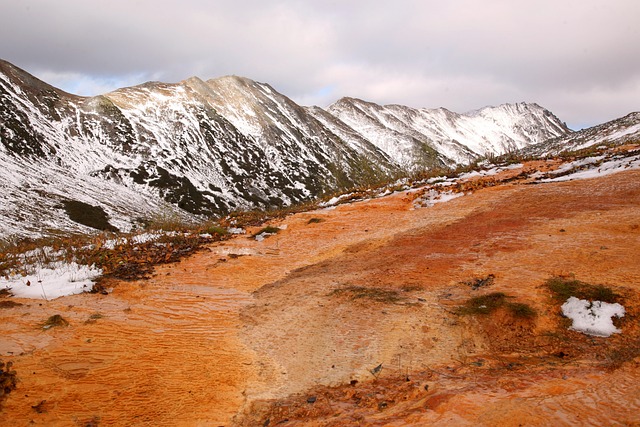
[1,162,639,426]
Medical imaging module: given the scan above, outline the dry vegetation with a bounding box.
[0,361,17,404]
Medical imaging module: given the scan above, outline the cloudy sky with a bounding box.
[2,0,639,129]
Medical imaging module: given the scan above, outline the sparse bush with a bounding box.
[145,212,197,232]
[0,360,17,400]
[462,274,495,290]
[85,313,104,324]
[254,226,280,236]
[307,217,324,224]
[507,302,537,319]
[223,200,320,229]
[329,285,403,304]
[545,276,620,303]
[458,292,508,315]
[203,225,229,236]
[458,292,536,318]
[41,314,69,330]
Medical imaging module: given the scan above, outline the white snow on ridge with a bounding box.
[566,122,640,153]
[328,100,568,167]
[539,152,640,182]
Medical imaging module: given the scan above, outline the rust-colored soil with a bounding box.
[1,165,640,426]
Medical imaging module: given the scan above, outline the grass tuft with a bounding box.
[0,360,18,401]
[458,292,508,315]
[458,292,536,318]
[507,302,537,319]
[462,274,495,290]
[84,313,104,324]
[41,314,69,330]
[204,225,229,236]
[253,226,281,238]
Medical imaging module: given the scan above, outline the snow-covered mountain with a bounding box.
[324,97,569,168]
[524,112,640,156]
[0,59,576,239]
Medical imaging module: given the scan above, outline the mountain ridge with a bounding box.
[2,59,638,240]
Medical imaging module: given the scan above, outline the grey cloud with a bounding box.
[1,0,638,129]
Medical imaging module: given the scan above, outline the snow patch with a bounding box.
[227,227,246,234]
[101,232,165,249]
[413,189,465,209]
[561,296,625,337]
[1,262,102,300]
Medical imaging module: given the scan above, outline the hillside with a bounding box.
[1,143,639,425]
[1,59,573,241]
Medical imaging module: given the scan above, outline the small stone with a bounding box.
[307,396,317,404]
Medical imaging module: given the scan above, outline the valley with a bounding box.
[1,149,639,425]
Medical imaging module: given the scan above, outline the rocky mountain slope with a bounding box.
[323,97,569,168]
[524,111,640,156]
[0,58,590,240]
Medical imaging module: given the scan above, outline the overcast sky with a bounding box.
[2,0,639,129]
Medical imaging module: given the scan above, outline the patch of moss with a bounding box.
[85,313,104,324]
[41,314,69,330]
[255,226,280,236]
[545,276,620,303]
[400,285,423,292]
[458,292,508,315]
[0,360,17,400]
[462,274,495,290]
[506,302,537,319]
[204,225,229,236]
[458,292,537,318]
[329,285,403,304]
[0,300,22,309]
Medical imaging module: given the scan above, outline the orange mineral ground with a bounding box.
[1,165,640,426]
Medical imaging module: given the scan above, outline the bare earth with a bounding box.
[1,163,640,426]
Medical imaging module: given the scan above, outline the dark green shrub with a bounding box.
[41,314,69,330]
[458,292,508,315]
[458,293,536,318]
[507,302,537,319]
[205,225,229,236]
[0,360,17,400]
[545,276,620,303]
[255,226,280,235]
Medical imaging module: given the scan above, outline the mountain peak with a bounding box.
[0,59,80,99]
